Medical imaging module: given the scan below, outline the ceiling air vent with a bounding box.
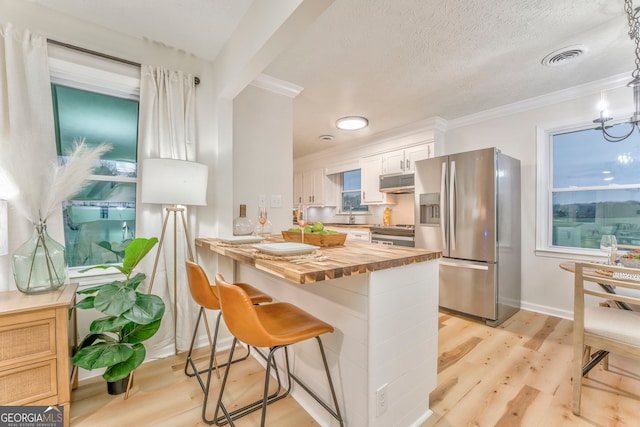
[541,45,587,66]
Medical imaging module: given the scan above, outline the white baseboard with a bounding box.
[520,301,573,320]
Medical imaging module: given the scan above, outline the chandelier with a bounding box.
[594,0,640,142]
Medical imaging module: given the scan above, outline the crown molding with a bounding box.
[250,73,304,98]
[448,72,632,129]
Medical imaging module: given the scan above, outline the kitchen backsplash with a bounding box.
[304,193,415,226]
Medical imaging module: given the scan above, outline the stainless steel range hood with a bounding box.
[379,173,415,193]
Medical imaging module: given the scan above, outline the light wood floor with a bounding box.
[70,310,640,426]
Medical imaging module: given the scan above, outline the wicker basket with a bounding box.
[281,231,347,247]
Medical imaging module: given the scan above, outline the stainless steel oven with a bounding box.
[370,225,415,247]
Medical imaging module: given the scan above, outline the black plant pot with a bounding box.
[107,374,131,395]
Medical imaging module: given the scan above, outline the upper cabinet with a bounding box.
[381,143,433,174]
[295,168,333,206]
[361,155,394,205]
[293,171,303,205]
[382,144,433,174]
[381,150,404,175]
[295,142,435,207]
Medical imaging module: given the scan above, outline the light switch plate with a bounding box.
[258,194,267,208]
[270,194,282,208]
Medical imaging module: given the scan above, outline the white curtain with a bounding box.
[0,24,57,292]
[137,65,199,357]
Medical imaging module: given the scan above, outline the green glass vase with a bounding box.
[12,223,66,294]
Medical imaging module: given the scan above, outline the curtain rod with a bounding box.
[47,39,201,85]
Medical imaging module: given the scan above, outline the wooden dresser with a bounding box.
[0,284,77,427]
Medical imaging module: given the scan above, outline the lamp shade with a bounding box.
[140,158,208,206]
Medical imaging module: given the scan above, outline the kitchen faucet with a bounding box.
[346,201,355,224]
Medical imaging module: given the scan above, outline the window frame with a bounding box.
[48,47,141,278]
[339,169,368,214]
[536,119,640,260]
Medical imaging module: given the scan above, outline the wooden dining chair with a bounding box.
[183,259,272,390]
[572,261,640,415]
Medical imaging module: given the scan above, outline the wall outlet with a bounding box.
[258,194,267,208]
[270,194,282,208]
[375,383,388,416]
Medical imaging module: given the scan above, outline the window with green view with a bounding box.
[52,84,140,268]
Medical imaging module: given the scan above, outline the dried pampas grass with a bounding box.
[1,138,110,224]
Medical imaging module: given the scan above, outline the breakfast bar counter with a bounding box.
[195,236,441,427]
[195,236,440,284]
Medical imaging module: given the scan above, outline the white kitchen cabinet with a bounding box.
[348,229,371,242]
[300,168,330,206]
[405,144,431,172]
[381,149,405,175]
[324,226,371,242]
[361,154,388,204]
[381,143,432,174]
[425,142,434,159]
[293,171,303,205]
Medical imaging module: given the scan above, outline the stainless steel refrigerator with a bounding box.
[414,147,521,326]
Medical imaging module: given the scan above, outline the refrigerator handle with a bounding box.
[450,160,456,251]
[440,260,489,270]
[440,161,447,249]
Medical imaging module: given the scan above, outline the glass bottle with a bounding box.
[12,222,66,294]
[233,204,254,236]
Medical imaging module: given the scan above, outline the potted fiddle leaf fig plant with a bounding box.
[73,237,165,394]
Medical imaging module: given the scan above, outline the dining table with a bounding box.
[560,261,635,376]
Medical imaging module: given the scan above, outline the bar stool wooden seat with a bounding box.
[184,259,272,392]
[205,274,344,426]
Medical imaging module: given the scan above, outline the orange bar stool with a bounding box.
[206,274,344,427]
[184,259,272,392]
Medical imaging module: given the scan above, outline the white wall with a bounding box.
[232,84,294,233]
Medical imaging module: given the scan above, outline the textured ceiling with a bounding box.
[28,0,633,158]
[266,0,628,157]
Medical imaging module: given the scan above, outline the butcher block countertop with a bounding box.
[195,236,441,284]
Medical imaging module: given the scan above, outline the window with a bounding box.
[52,83,139,268]
[341,169,368,213]
[539,123,640,253]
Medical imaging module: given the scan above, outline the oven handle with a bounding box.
[371,234,415,242]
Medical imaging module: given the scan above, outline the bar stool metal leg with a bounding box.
[210,338,343,427]
[211,342,290,426]
[184,307,251,391]
[288,337,343,425]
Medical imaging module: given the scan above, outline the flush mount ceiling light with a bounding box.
[336,116,368,130]
[319,134,334,141]
[594,0,640,142]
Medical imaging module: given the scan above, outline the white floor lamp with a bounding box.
[140,158,208,355]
